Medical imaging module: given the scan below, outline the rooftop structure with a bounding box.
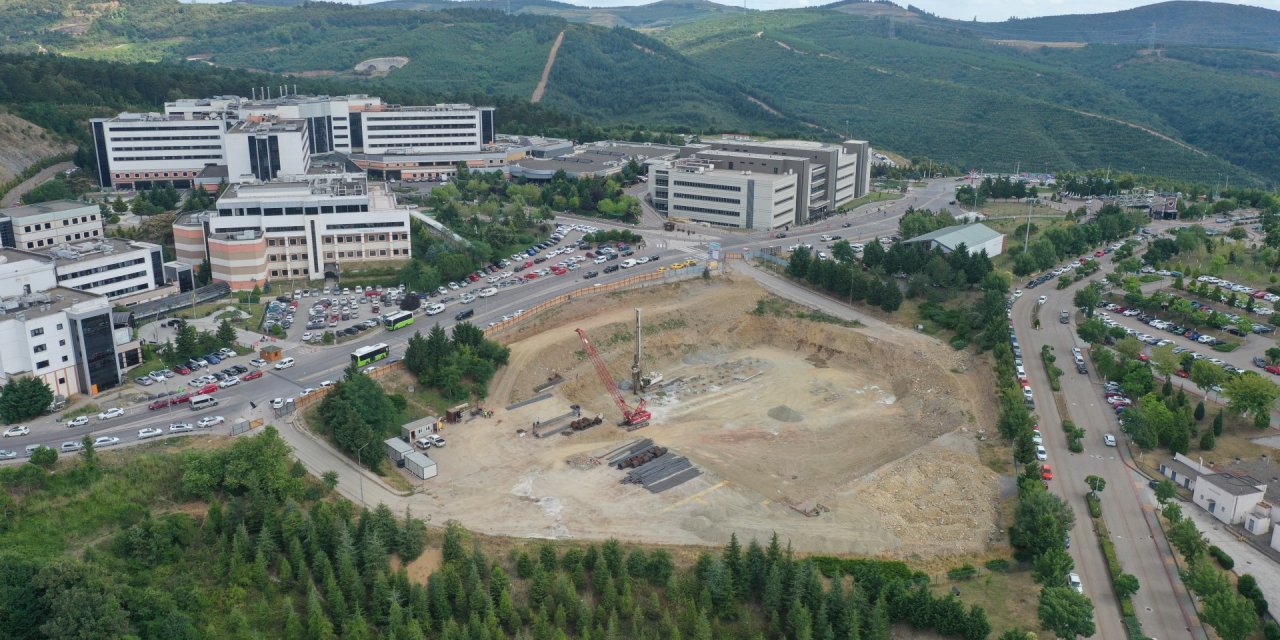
[903,223,1006,258]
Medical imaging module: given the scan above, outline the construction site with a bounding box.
[413,275,1004,557]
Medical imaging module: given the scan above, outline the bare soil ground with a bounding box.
[418,276,1002,557]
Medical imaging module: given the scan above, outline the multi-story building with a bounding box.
[48,238,166,300]
[173,160,413,289]
[0,200,103,251]
[0,248,124,396]
[648,158,798,230]
[661,139,871,226]
[90,112,230,190]
[224,118,313,183]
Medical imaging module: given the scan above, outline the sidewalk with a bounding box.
[1184,501,1280,615]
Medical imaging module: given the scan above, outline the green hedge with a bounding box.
[947,564,978,581]
[983,558,1011,573]
[1210,545,1235,570]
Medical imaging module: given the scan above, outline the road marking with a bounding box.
[659,480,727,513]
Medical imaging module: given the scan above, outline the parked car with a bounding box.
[67,416,90,428]
[93,436,120,448]
[1104,433,1117,447]
[197,416,225,428]
[1067,572,1083,594]
[2,425,29,437]
[60,440,84,453]
[138,427,164,439]
[98,407,125,420]
[168,423,195,433]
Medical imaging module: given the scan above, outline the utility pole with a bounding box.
[1024,198,1033,253]
[631,308,642,395]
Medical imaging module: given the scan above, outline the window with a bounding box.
[30,328,44,337]
[36,360,49,369]
[62,356,68,363]
[59,340,65,346]
[33,344,46,353]
[56,323,63,330]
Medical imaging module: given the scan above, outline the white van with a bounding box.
[190,395,219,411]
[274,357,296,370]
[621,259,638,269]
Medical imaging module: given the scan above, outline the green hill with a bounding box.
[936,1,1280,48]
[371,0,747,29]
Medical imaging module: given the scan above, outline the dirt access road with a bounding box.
[2,161,74,207]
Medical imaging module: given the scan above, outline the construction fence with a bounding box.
[482,263,725,338]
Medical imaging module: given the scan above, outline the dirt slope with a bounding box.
[0,110,74,186]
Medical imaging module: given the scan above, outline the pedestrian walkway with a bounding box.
[1184,500,1280,615]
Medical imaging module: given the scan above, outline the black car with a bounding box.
[648,255,660,262]
[621,250,634,257]
[232,365,249,374]
[455,308,475,321]
[777,232,788,238]
[841,223,851,228]
[603,264,620,274]
[583,271,599,279]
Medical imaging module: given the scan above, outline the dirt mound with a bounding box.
[767,405,804,422]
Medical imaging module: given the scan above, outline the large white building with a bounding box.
[93,94,498,190]
[648,159,797,230]
[173,160,412,290]
[90,112,230,190]
[0,200,104,251]
[224,118,313,183]
[0,248,125,396]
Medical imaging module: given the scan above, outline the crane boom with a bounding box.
[575,328,651,426]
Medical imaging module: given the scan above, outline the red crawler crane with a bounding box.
[575,328,651,428]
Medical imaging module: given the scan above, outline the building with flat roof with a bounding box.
[1194,472,1268,525]
[902,223,1006,258]
[648,158,797,230]
[0,248,124,396]
[47,238,165,300]
[173,162,412,289]
[90,112,230,190]
[509,141,679,181]
[668,139,870,226]
[224,118,312,183]
[0,200,105,251]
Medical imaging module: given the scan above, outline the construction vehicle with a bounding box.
[640,372,663,390]
[576,327,652,429]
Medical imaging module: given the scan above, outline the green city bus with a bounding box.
[351,343,390,368]
[384,311,415,331]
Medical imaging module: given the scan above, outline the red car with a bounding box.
[550,267,567,276]
[1094,250,1105,257]
[1175,369,1190,378]
[523,273,538,280]
[1137,354,1150,361]
[173,365,191,375]
[148,400,169,411]
[196,384,218,395]
[171,393,193,404]
[1041,466,1054,480]
[523,261,534,269]
[1266,365,1280,375]
[242,370,264,381]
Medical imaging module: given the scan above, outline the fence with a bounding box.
[482,263,724,338]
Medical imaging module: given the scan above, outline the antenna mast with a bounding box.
[631,308,642,395]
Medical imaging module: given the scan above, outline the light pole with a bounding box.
[355,442,369,507]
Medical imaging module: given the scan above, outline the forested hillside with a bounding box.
[0,0,1276,184]
[371,0,745,30]
[0,428,1001,639]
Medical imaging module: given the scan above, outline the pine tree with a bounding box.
[722,533,742,595]
[866,595,891,640]
[1213,411,1225,436]
[743,539,767,600]
[307,584,336,640]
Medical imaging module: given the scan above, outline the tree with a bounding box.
[1203,590,1258,640]
[1114,573,1140,599]
[321,471,339,493]
[787,247,812,279]
[1155,479,1178,504]
[79,434,97,471]
[1010,490,1075,561]
[1190,360,1226,398]
[29,446,56,469]
[1267,346,1280,365]
[1038,586,1095,638]
[1200,431,1217,451]
[830,240,855,264]
[216,320,238,347]
[1213,410,1225,436]
[1148,343,1179,380]
[1222,373,1280,424]
[1077,318,1109,344]
[0,377,54,423]
[1072,282,1102,317]
[1115,336,1143,360]
[1194,400,1206,421]
[1085,475,1106,497]
[1032,546,1074,586]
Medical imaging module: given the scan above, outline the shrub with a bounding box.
[1086,493,1102,518]
[1209,546,1234,570]
[984,558,1011,573]
[947,564,978,581]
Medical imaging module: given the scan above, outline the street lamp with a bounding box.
[355,442,369,507]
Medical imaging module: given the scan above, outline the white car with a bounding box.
[301,388,317,396]
[168,423,195,433]
[1037,295,1047,305]
[1104,433,1117,447]
[302,332,313,341]
[138,427,163,440]
[68,416,90,428]
[250,358,268,368]
[0,449,15,460]
[2,425,29,437]
[97,407,125,421]
[425,304,446,316]
[1035,445,1048,461]
[460,293,475,304]
[93,436,120,448]
[320,380,335,388]
[60,440,84,453]
[477,287,498,298]
[218,376,240,388]
[1013,289,1023,299]
[1067,572,1083,594]
[271,398,286,409]
[197,416,225,428]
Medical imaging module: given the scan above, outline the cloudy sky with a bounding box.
[546,0,1280,21]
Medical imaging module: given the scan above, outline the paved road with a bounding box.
[1,161,75,207]
[1014,259,1206,639]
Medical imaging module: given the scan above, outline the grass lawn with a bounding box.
[840,190,904,212]
[377,368,452,422]
[1159,241,1280,291]
[927,564,1042,636]
[985,213,1076,270]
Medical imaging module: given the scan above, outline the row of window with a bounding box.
[672,204,741,217]
[59,215,99,226]
[107,125,222,132]
[112,145,222,152]
[363,115,478,122]
[64,269,148,289]
[672,180,741,192]
[34,355,69,370]
[264,233,403,247]
[366,134,476,141]
[109,135,222,143]
[673,192,741,205]
[110,154,222,162]
[104,282,152,299]
[112,171,197,179]
[25,229,101,249]
[365,124,477,131]
[59,257,146,280]
[265,248,404,267]
[217,204,370,216]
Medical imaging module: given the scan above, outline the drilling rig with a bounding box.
[576,327,651,429]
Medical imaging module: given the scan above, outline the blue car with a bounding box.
[204,354,221,364]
